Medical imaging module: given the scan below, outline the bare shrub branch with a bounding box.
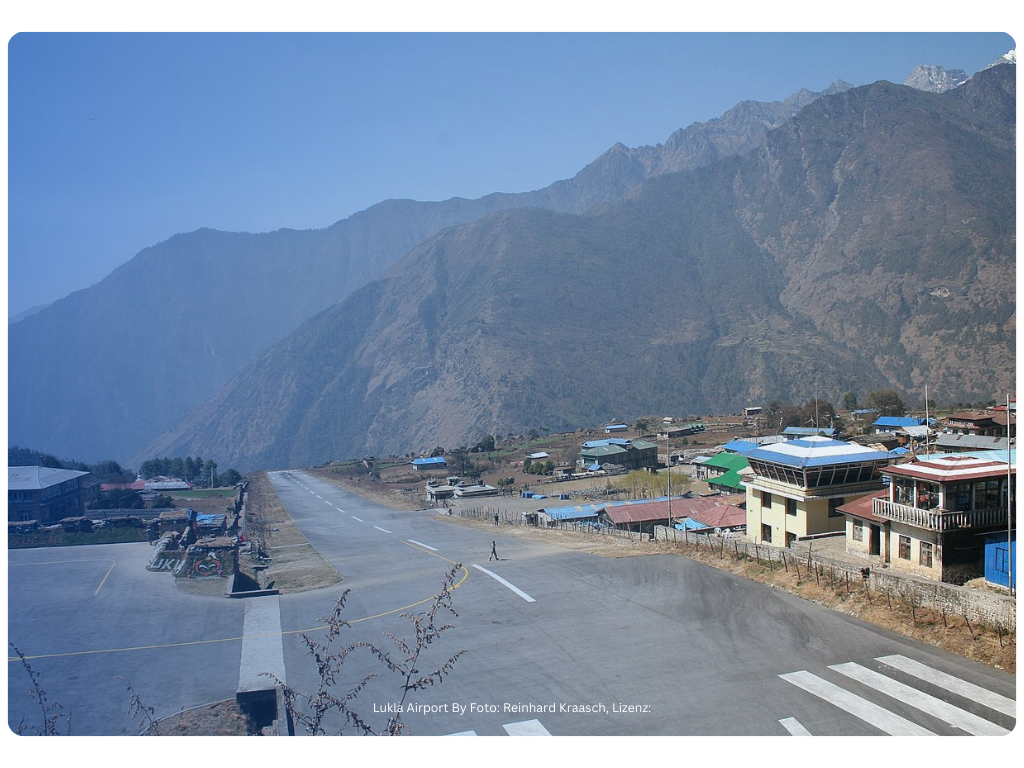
[10,643,72,735]
[268,564,466,735]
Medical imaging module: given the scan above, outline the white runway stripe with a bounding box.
[472,564,536,602]
[352,516,363,522]
[503,719,551,736]
[374,525,392,534]
[831,662,1009,736]
[779,670,934,735]
[779,717,812,736]
[407,539,437,551]
[877,654,1016,719]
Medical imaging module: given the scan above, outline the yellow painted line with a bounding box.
[9,558,117,596]
[93,559,117,596]
[9,542,470,662]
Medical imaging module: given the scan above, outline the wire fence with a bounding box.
[453,505,1015,635]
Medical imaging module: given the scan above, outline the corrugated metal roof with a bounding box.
[873,416,925,427]
[723,436,787,454]
[702,452,749,471]
[900,425,930,437]
[882,454,1015,483]
[604,499,675,524]
[744,436,891,468]
[412,457,447,466]
[583,445,627,458]
[836,490,888,522]
[783,426,837,437]
[707,469,746,490]
[8,466,89,490]
[538,505,602,521]
[935,433,1011,450]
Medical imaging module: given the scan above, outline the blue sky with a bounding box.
[5,26,1016,318]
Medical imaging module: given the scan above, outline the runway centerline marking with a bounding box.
[374,526,392,534]
[408,540,437,551]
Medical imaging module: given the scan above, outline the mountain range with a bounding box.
[9,58,1016,470]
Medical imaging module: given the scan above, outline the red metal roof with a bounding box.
[882,455,1014,483]
[603,496,745,527]
[836,489,888,522]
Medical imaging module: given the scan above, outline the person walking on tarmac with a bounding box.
[489,540,498,561]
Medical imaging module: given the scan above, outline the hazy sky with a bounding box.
[5,24,1016,318]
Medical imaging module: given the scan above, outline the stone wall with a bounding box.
[653,525,1015,631]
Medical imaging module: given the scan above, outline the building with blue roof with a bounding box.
[744,436,891,547]
[412,457,447,470]
[872,416,926,434]
[721,436,787,455]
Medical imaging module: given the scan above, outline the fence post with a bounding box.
[963,611,976,640]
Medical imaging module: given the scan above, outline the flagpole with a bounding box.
[1007,393,1014,596]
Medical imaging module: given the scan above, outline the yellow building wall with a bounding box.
[747,489,866,545]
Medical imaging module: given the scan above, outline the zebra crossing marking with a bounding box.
[779,717,812,736]
[877,654,1016,719]
[503,719,552,736]
[830,662,1009,736]
[779,670,935,735]
[780,656,1015,736]
[444,719,552,736]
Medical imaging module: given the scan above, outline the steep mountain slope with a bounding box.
[8,82,852,463]
[140,64,1015,471]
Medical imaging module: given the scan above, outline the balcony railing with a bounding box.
[872,499,1010,531]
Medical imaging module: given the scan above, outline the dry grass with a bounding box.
[244,471,342,593]
[439,512,1016,673]
[168,467,1012,734]
[149,699,253,736]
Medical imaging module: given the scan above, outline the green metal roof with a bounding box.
[707,468,746,490]
[702,452,749,471]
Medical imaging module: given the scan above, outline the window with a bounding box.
[920,541,933,568]
[762,490,772,509]
[761,523,772,544]
[786,498,797,516]
[828,497,844,517]
[898,535,911,560]
[917,483,939,509]
[996,546,1010,574]
[852,521,864,542]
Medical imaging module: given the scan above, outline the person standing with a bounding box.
[494,513,499,526]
